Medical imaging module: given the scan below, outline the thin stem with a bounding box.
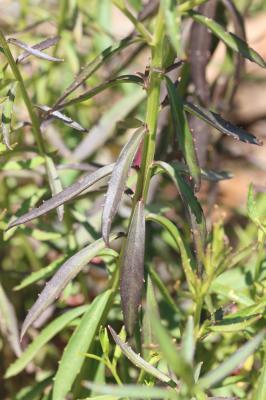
[178,0,209,13]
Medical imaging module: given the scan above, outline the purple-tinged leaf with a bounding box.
[102,127,145,245]
[20,232,122,340]
[16,36,60,63]
[7,38,63,62]
[108,325,174,385]
[0,282,21,356]
[1,82,17,149]
[120,200,145,335]
[184,101,262,146]
[53,37,139,107]
[37,104,88,132]
[8,163,114,229]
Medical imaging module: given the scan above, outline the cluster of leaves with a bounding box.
[0,0,266,399]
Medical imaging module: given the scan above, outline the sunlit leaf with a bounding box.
[120,200,145,335]
[8,37,63,62]
[188,10,266,68]
[8,163,114,229]
[37,104,88,132]
[17,36,60,63]
[102,127,145,245]
[20,233,122,339]
[5,305,88,378]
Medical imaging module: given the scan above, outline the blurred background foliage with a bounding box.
[0,0,266,399]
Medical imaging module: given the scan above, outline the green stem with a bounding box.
[0,31,46,155]
[178,0,209,13]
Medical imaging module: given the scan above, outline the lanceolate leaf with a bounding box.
[20,233,122,340]
[7,38,63,62]
[53,75,144,112]
[52,290,113,400]
[108,326,173,385]
[16,36,60,63]
[188,10,266,68]
[37,104,88,132]
[102,127,145,245]
[53,37,139,107]
[184,101,262,146]
[45,155,64,221]
[8,163,114,229]
[120,200,145,335]
[198,331,265,389]
[5,305,88,378]
[0,282,21,357]
[1,82,17,149]
[165,77,200,190]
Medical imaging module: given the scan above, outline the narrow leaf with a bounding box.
[120,200,145,335]
[102,127,145,245]
[17,36,60,63]
[52,290,113,400]
[54,37,139,107]
[1,82,17,149]
[209,314,261,333]
[20,233,121,340]
[199,330,265,389]
[5,305,88,378]
[82,382,178,399]
[188,10,266,68]
[45,155,64,221]
[253,348,266,400]
[8,38,63,62]
[162,0,182,55]
[8,163,114,229]
[0,282,21,356]
[108,326,173,385]
[37,105,88,132]
[181,316,195,365]
[184,101,262,146]
[165,77,200,190]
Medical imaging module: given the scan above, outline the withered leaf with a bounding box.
[8,37,63,62]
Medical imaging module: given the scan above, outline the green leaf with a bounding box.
[20,233,122,340]
[5,305,88,378]
[146,213,197,295]
[184,101,262,146]
[82,382,178,399]
[102,127,145,245]
[0,282,21,357]
[14,375,53,400]
[198,330,265,389]
[165,77,200,190]
[181,316,195,365]
[151,312,194,386]
[1,82,17,149]
[52,290,113,400]
[188,10,266,68]
[54,37,140,107]
[208,314,261,333]
[45,155,64,222]
[120,200,145,335]
[108,326,174,385]
[253,346,266,400]
[8,164,114,229]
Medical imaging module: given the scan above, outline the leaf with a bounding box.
[162,0,182,55]
[208,314,261,333]
[17,36,60,63]
[165,77,200,190]
[7,37,63,62]
[5,305,88,378]
[181,316,195,365]
[184,101,262,146]
[20,232,122,340]
[247,184,258,221]
[120,200,145,335]
[82,382,178,399]
[8,163,114,229]
[151,311,194,386]
[53,75,144,112]
[253,347,266,400]
[52,289,113,400]
[53,37,139,107]
[37,105,88,132]
[188,10,266,68]
[198,330,265,389]
[146,213,197,295]
[0,282,21,357]
[168,161,232,182]
[14,375,53,400]
[102,127,145,245]
[1,82,17,149]
[108,326,174,385]
[45,155,64,221]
